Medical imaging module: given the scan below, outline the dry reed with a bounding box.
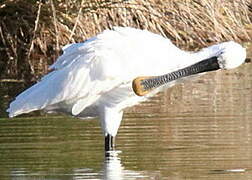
[0,0,251,82]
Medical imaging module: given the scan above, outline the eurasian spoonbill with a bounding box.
[7,27,246,151]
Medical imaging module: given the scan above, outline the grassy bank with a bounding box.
[0,0,251,117]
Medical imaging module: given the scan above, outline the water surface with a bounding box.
[0,63,251,179]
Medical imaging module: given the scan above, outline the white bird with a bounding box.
[7,27,246,151]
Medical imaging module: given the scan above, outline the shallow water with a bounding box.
[0,62,251,180]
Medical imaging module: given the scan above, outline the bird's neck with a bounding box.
[190,43,224,63]
[171,43,224,72]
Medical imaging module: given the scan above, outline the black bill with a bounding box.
[141,56,220,91]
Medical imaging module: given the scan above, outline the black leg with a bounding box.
[105,134,115,152]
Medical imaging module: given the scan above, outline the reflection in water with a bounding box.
[103,151,126,180]
[4,114,252,180]
[9,151,147,180]
[102,151,146,180]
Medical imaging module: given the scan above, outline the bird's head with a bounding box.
[217,41,246,70]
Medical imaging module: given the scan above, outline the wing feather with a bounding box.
[7,58,92,117]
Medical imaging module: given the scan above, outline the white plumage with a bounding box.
[7,27,246,137]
